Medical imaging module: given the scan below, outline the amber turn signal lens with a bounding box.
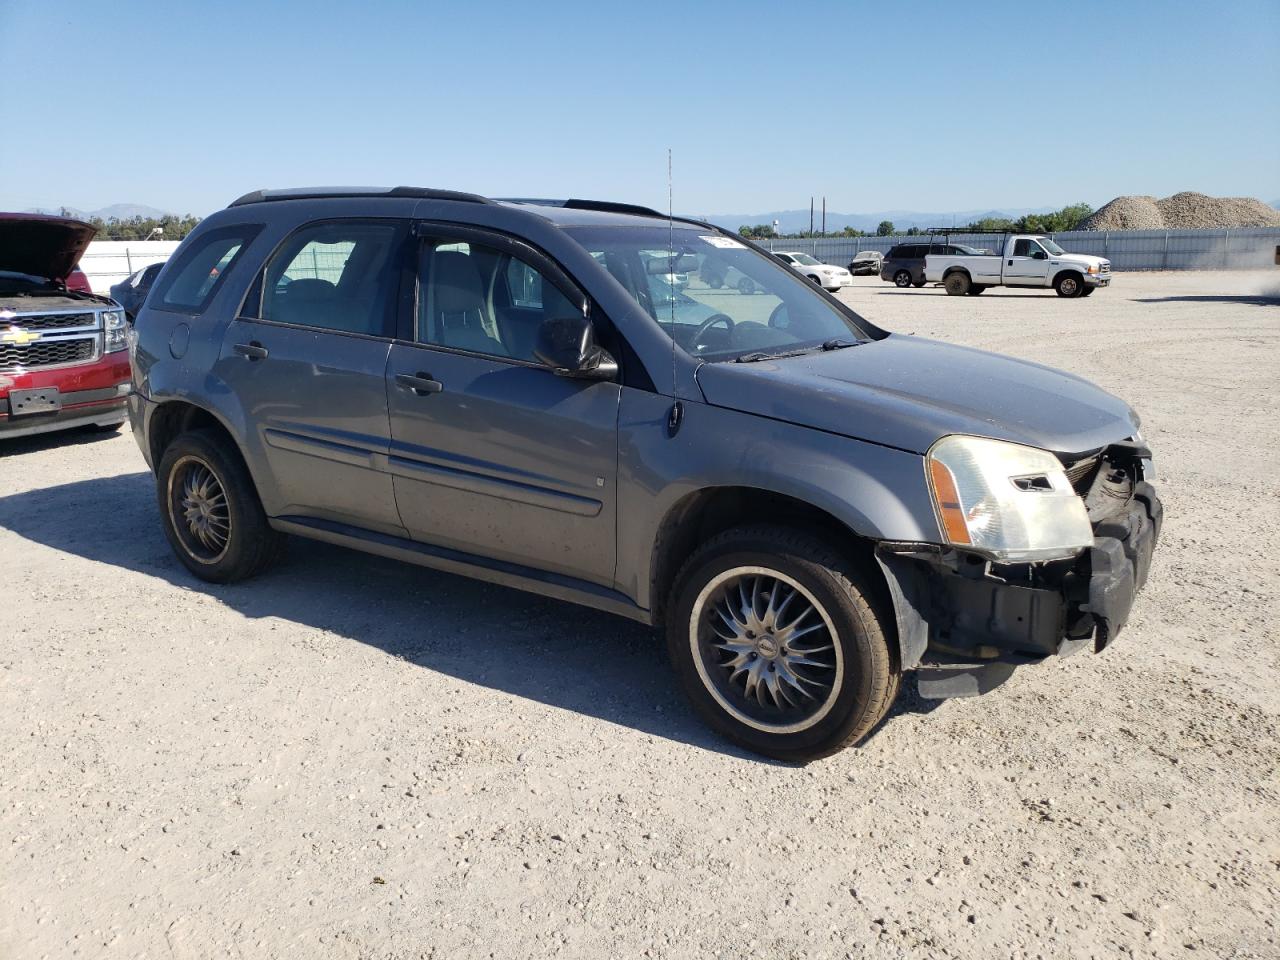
[928,458,972,545]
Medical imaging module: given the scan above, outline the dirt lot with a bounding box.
[2,270,1277,960]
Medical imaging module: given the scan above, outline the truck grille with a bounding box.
[13,312,98,331]
[0,338,97,371]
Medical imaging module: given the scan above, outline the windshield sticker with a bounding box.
[700,235,745,249]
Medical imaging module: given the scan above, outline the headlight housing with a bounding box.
[926,435,1093,562]
[102,310,127,352]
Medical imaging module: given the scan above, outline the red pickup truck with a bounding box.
[1,213,131,440]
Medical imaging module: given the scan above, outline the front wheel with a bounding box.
[1055,272,1084,298]
[1080,286,1096,297]
[893,270,912,287]
[666,525,899,761]
[156,429,284,583]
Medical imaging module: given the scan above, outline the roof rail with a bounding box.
[228,186,492,208]
[497,197,707,224]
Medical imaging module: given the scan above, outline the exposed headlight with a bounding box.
[102,310,128,352]
[926,435,1093,562]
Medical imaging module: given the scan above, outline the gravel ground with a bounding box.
[2,270,1278,960]
[1080,193,1280,231]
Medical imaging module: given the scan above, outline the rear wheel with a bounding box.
[893,270,912,287]
[944,272,971,296]
[156,429,284,583]
[968,285,987,295]
[1055,272,1084,298]
[666,525,899,761]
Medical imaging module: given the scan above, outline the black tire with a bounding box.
[1055,272,1084,298]
[944,272,971,296]
[893,270,912,288]
[156,428,284,583]
[912,279,927,288]
[665,525,899,762]
[1080,286,1096,297]
[806,274,822,286]
[968,285,987,295]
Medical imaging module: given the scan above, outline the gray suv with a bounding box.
[128,187,1162,761]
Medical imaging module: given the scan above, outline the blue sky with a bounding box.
[1,0,1277,217]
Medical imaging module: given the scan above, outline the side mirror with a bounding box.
[534,314,618,381]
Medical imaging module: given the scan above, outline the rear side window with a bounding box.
[257,220,405,337]
[153,224,261,313]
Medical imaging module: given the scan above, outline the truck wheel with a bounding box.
[944,272,971,296]
[156,428,284,584]
[893,270,912,287]
[1080,286,1096,297]
[666,525,900,762]
[968,285,987,295]
[912,279,927,288]
[1055,272,1083,298]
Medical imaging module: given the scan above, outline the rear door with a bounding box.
[385,225,620,586]
[214,218,408,536]
[1004,238,1052,285]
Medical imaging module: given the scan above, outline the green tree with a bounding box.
[876,220,895,236]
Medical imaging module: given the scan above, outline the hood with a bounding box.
[1055,252,1106,267]
[0,213,98,282]
[695,334,1138,456]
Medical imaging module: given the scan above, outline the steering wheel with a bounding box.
[691,313,734,349]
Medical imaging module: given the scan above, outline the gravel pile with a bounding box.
[1080,192,1280,230]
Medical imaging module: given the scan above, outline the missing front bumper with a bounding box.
[876,481,1163,699]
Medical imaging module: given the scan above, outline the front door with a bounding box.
[385,228,620,586]
[1004,237,1052,285]
[213,218,408,535]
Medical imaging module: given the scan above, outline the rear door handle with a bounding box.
[234,341,268,360]
[396,372,443,396]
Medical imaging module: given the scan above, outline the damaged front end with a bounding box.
[876,441,1163,698]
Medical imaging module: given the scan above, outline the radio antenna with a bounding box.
[665,147,683,436]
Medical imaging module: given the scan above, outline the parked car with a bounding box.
[110,261,165,320]
[65,264,93,293]
[129,187,1161,761]
[847,250,882,276]
[772,251,854,292]
[925,235,1111,297]
[880,242,986,288]
[1,213,131,440]
[699,258,758,294]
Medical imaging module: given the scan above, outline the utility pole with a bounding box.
[809,197,814,236]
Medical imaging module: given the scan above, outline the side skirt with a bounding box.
[270,515,652,625]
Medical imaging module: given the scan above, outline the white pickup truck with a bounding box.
[924,235,1111,298]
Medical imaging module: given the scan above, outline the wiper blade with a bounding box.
[734,346,819,363]
[822,338,863,350]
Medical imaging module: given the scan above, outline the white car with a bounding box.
[773,251,853,292]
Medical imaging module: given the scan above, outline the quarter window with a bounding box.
[417,239,576,362]
[259,220,403,337]
[153,224,261,313]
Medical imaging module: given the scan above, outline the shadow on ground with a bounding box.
[1,472,932,761]
[1132,294,1280,306]
[0,423,124,459]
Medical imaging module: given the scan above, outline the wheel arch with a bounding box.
[1052,267,1085,286]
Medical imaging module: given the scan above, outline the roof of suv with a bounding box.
[227,187,711,230]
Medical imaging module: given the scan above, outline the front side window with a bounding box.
[417,238,576,362]
[258,220,403,336]
[565,225,871,362]
[153,224,261,313]
[1013,238,1046,258]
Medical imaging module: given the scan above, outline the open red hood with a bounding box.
[0,213,98,282]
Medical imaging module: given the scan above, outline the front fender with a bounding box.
[616,390,939,610]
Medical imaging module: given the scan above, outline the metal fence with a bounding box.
[763,228,1280,272]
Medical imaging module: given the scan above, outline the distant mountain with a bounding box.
[702,207,1058,234]
[23,203,175,221]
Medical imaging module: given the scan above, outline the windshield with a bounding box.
[790,253,822,266]
[565,225,870,362]
[1039,237,1066,255]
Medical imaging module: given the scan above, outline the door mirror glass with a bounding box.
[533,314,617,380]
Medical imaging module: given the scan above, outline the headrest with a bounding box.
[432,251,484,314]
[282,278,337,302]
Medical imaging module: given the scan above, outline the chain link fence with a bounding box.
[762,228,1280,271]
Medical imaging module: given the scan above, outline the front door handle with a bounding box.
[234,341,268,360]
[396,372,444,396]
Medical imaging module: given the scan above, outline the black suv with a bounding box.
[880,242,983,288]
